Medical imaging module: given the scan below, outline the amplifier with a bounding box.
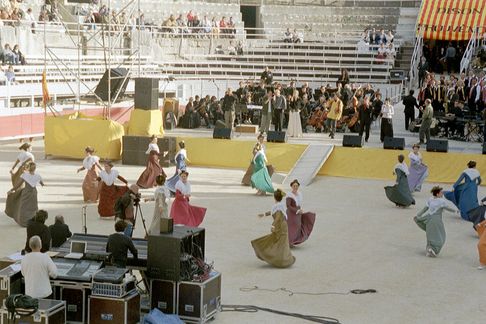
[147,226,205,281]
[342,135,364,147]
[93,267,128,284]
[177,271,221,323]
[92,281,135,298]
[0,299,66,324]
[426,139,448,152]
[267,131,287,143]
[150,279,177,314]
[383,137,405,150]
[89,290,140,324]
[0,265,22,308]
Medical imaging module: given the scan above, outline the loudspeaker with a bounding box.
[122,136,177,167]
[267,131,287,143]
[214,120,226,129]
[147,226,205,281]
[426,139,448,152]
[94,68,129,101]
[383,137,405,150]
[135,78,159,110]
[160,218,173,234]
[483,142,486,154]
[213,128,231,139]
[342,135,364,147]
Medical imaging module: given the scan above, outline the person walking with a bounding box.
[419,99,433,144]
[222,88,237,129]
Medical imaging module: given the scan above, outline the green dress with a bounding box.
[414,197,455,255]
[250,152,274,193]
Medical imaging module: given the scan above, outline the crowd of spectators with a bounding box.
[357,28,396,61]
[161,11,237,38]
[283,28,304,43]
[0,0,60,28]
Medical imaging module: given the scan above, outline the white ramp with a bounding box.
[283,144,334,187]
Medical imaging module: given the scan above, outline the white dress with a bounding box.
[287,110,303,137]
[148,185,171,234]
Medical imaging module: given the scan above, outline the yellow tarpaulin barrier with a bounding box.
[127,109,164,136]
[319,146,486,185]
[417,0,486,40]
[176,137,307,172]
[45,113,125,160]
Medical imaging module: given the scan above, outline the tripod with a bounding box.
[133,202,149,237]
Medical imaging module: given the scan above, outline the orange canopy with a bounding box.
[417,0,486,41]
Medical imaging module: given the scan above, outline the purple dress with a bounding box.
[408,152,428,192]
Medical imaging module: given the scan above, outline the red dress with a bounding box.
[286,195,316,246]
[169,190,206,227]
[98,183,128,217]
[137,150,166,189]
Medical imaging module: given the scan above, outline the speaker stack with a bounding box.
[426,139,448,152]
[267,131,287,143]
[135,78,159,110]
[342,135,364,147]
[122,136,176,167]
[383,137,405,150]
[94,68,129,102]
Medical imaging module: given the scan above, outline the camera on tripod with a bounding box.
[132,192,142,206]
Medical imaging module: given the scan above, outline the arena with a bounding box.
[1,0,486,323]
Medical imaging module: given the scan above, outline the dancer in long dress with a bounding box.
[169,171,206,227]
[97,161,129,218]
[445,160,481,221]
[414,186,457,257]
[286,90,303,137]
[242,134,274,186]
[5,162,44,227]
[77,146,102,203]
[145,175,171,235]
[137,135,166,189]
[167,141,188,194]
[10,143,34,187]
[251,189,295,268]
[286,179,316,246]
[384,154,415,207]
[408,144,429,192]
[250,143,274,196]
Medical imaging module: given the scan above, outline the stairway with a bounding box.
[282,144,334,187]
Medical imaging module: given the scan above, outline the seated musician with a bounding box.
[196,95,211,128]
[307,96,328,132]
[445,101,465,138]
[106,220,138,268]
[209,96,224,126]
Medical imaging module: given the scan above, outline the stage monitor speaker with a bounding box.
[213,128,231,139]
[426,139,448,153]
[342,135,364,147]
[94,68,129,102]
[214,120,226,129]
[267,131,286,143]
[135,78,159,110]
[383,137,405,150]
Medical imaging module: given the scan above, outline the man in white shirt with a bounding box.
[21,236,57,298]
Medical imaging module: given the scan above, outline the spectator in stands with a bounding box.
[3,44,18,65]
[12,44,25,65]
[192,15,201,34]
[292,29,303,43]
[5,64,15,83]
[38,9,48,23]
[0,67,5,85]
[186,10,194,27]
[236,41,243,55]
[223,88,237,129]
[376,43,386,64]
[23,7,36,30]
[219,16,227,36]
[202,16,211,34]
[49,215,72,248]
[369,28,378,45]
[228,17,236,37]
[284,28,292,43]
[378,29,386,44]
[21,236,57,299]
[211,16,219,37]
[386,43,396,59]
[136,13,145,29]
[227,40,237,55]
[24,210,51,254]
[386,30,394,44]
[260,66,273,85]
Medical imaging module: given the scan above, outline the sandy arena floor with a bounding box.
[0,140,485,324]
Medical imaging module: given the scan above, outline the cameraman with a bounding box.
[114,184,140,237]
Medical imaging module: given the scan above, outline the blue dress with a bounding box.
[444,169,481,221]
[166,151,187,193]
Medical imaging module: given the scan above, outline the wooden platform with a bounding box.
[235,124,258,134]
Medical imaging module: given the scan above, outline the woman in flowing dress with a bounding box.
[250,143,274,196]
[286,179,316,246]
[145,174,171,235]
[137,135,166,189]
[444,161,481,221]
[251,189,295,268]
[97,161,129,218]
[286,90,303,137]
[169,171,206,227]
[10,143,34,187]
[167,141,188,194]
[384,154,415,207]
[77,146,102,203]
[408,144,429,192]
[5,162,44,227]
[414,186,457,257]
[242,134,274,186]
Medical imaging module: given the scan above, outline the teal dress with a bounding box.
[250,152,274,193]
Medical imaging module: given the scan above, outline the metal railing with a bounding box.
[460,27,482,73]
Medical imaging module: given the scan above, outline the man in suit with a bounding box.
[49,215,72,248]
[222,88,237,129]
[273,89,286,132]
[260,66,273,85]
[468,78,481,116]
[358,96,373,142]
[418,57,429,88]
[106,220,138,268]
[402,90,420,130]
[259,89,274,134]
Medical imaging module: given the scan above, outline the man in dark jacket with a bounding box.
[222,88,237,129]
[260,67,273,85]
[402,90,420,130]
[106,220,138,268]
[49,215,72,248]
[24,210,51,253]
[358,97,373,142]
